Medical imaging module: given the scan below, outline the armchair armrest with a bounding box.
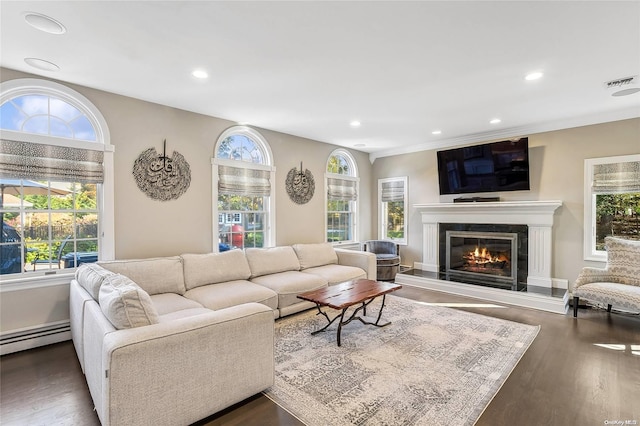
[574,267,612,290]
[335,248,377,280]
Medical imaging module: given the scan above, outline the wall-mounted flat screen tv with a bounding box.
[437,138,530,195]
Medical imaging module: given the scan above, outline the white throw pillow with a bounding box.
[75,263,115,301]
[99,274,159,329]
[292,243,338,270]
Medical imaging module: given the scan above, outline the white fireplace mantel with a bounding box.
[413,200,562,288]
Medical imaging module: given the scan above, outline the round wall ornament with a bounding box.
[286,162,315,204]
[133,139,191,201]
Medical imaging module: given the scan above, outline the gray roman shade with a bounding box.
[327,177,357,201]
[0,139,104,183]
[218,164,271,196]
[381,180,405,202]
[592,161,640,193]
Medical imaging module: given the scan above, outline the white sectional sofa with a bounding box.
[70,243,375,425]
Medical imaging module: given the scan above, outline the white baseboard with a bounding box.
[0,321,71,355]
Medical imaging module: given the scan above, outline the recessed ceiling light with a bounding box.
[24,57,59,71]
[350,120,361,127]
[354,143,366,148]
[431,130,442,135]
[192,69,208,79]
[612,88,640,97]
[525,71,544,81]
[489,118,502,124]
[24,12,66,34]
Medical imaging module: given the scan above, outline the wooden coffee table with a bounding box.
[297,279,402,346]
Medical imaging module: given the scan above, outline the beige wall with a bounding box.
[0,68,372,333]
[1,65,637,336]
[371,118,640,286]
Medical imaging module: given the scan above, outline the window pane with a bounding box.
[15,94,48,116]
[1,177,101,276]
[386,201,405,239]
[50,97,82,122]
[0,242,23,274]
[70,115,97,141]
[0,101,27,130]
[49,116,74,138]
[327,155,350,175]
[217,135,264,164]
[218,195,266,250]
[595,193,640,250]
[22,115,50,135]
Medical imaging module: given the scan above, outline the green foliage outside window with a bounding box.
[595,193,640,250]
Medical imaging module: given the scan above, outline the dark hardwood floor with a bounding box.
[1,286,639,426]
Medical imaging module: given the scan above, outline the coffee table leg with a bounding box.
[336,308,348,347]
[310,295,392,346]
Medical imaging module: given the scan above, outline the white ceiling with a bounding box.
[1,1,639,161]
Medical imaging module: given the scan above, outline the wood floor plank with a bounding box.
[1,286,638,425]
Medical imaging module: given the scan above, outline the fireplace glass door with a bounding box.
[446,231,518,289]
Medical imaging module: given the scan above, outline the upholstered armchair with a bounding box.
[364,240,400,281]
[573,236,640,317]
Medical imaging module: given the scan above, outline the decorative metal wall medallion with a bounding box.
[286,162,315,204]
[133,139,191,201]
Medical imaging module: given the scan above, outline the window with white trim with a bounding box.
[213,126,275,250]
[0,79,113,278]
[326,149,358,243]
[378,176,408,244]
[584,154,640,261]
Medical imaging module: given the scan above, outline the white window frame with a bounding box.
[325,149,359,245]
[583,153,640,262]
[212,126,275,251]
[378,176,408,245]
[0,78,114,286]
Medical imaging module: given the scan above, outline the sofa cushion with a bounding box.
[149,293,205,315]
[98,274,159,329]
[158,308,213,323]
[98,256,185,295]
[185,280,278,311]
[75,263,115,301]
[245,246,300,278]
[182,250,252,290]
[302,264,367,285]
[251,270,327,309]
[292,243,338,270]
[605,237,640,286]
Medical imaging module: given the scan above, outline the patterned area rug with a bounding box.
[264,295,539,426]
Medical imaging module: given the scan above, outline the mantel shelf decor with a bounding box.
[286,161,315,205]
[133,139,191,201]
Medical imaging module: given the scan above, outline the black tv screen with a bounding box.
[437,138,530,195]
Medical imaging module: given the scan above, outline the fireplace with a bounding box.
[447,231,516,283]
[402,201,569,314]
[439,223,528,291]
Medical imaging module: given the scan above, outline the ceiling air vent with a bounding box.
[604,75,640,97]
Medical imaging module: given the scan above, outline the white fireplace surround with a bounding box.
[413,200,563,288]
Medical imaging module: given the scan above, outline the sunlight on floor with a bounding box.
[594,343,640,356]
[412,301,507,309]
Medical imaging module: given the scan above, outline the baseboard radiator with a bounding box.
[0,320,71,356]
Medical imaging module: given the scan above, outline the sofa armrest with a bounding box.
[574,267,612,290]
[101,303,274,426]
[335,248,377,280]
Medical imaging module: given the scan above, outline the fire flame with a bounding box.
[465,246,501,264]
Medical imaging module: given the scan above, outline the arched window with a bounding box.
[213,126,275,250]
[326,149,359,244]
[0,78,113,280]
